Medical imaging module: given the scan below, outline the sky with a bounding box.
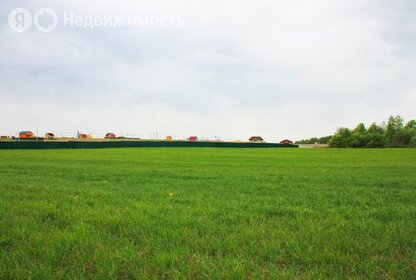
[1,0,415,141]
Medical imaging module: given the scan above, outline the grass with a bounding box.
[0,148,415,279]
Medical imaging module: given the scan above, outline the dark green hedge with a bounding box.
[0,140,298,150]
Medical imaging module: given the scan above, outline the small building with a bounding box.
[188,136,198,142]
[249,136,264,143]
[279,139,293,145]
[105,133,116,139]
[166,136,173,141]
[19,131,35,139]
[45,133,55,140]
[77,132,92,140]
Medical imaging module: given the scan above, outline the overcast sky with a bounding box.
[1,0,415,141]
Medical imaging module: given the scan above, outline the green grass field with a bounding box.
[0,148,415,279]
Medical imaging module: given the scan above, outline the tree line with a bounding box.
[296,136,332,145]
[296,116,416,148]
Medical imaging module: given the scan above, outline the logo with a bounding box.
[34,8,58,32]
[8,8,32,32]
[8,8,58,32]
[8,8,185,32]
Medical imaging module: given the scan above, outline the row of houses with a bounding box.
[15,131,112,140]
[248,136,293,145]
[7,131,293,144]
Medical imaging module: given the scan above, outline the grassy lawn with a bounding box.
[0,148,415,279]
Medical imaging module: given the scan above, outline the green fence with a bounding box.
[0,140,298,150]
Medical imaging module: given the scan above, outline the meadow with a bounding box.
[0,148,415,279]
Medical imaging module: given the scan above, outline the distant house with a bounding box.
[279,139,293,145]
[77,132,92,140]
[45,132,55,140]
[188,136,198,142]
[19,131,35,139]
[166,136,173,141]
[105,133,116,139]
[249,136,264,143]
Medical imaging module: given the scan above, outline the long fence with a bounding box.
[0,140,298,150]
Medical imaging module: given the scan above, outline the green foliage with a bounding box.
[405,119,416,130]
[329,128,352,147]
[296,136,332,144]
[1,148,416,279]
[365,123,385,148]
[329,116,416,148]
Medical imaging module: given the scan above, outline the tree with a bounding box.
[385,115,404,147]
[295,136,332,144]
[404,119,416,147]
[303,116,415,148]
[329,128,352,147]
[367,122,384,134]
[366,122,385,148]
[350,123,367,147]
[353,123,366,134]
[405,120,416,130]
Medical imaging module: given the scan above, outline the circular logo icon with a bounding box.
[8,8,32,32]
[34,8,58,32]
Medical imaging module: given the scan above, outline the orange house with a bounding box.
[19,131,35,139]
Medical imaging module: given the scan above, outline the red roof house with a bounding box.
[249,136,264,143]
[105,133,116,139]
[279,139,293,145]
